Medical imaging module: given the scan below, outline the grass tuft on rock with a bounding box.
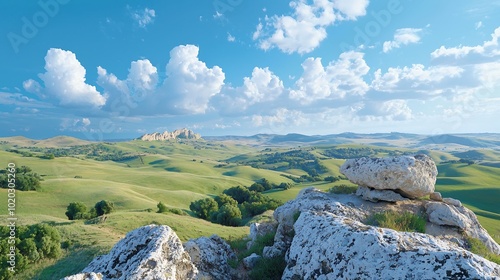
[366,210,426,233]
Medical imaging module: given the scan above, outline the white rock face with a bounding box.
[340,154,438,198]
[426,202,500,255]
[184,235,236,280]
[62,272,103,280]
[139,128,202,141]
[443,197,462,207]
[81,225,197,280]
[283,211,500,279]
[263,187,366,258]
[355,186,408,202]
[247,222,278,250]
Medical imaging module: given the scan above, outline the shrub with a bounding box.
[214,204,242,226]
[223,186,252,204]
[190,198,219,220]
[0,223,62,279]
[329,184,358,194]
[215,193,238,208]
[366,211,426,233]
[65,202,88,220]
[94,200,115,216]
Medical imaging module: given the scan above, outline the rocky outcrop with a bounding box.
[263,187,366,258]
[340,154,437,198]
[78,225,198,280]
[184,235,236,280]
[355,186,408,202]
[63,273,103,280]
[283,211,500,279]
[242,253,261,270]
[260,188,500,279]
[139,128,201,141]
[426,201,500,254]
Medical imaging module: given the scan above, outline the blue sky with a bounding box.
[1,0,499,140]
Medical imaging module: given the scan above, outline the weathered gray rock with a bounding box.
[283,211,500,279]
[426,202,500,254]
[426,202,467,228]
[246,222,278,250]
[81,225,197,280]
[355,186,408,202]
[242,253,261,270]
[430,192,443,201]
[184,235,235,280]
[443,197,462,207]
[62,273,103,280]
[340,154,438,198]
[263,187,366,258]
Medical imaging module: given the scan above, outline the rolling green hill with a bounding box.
[0,137,499,279]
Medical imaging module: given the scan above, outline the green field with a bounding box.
[0,138,499,278]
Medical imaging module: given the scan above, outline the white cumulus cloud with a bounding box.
[254,0,369,54]
[383,28,423,53]
[290,51,370,103]
[431,27,500,60]
[36,48,106,107]
[162,45,225,114]
[371,64,464,93]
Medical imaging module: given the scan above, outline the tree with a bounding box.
[65,202,88,220]
[223,186,252,204]
[157,201,168,213]
[279,182,293,190]
[249,183,265,193]
[215,193,238,207]
[260,178,273,191]
[94,200,115,216]
[190,198,219,220]
[214,204,242,226]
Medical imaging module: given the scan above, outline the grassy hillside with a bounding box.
[0,139,499,278]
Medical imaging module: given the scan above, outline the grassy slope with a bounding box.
[0,140,499,278]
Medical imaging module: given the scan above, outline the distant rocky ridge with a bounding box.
[138,128,202,141]
[63,155,500,279]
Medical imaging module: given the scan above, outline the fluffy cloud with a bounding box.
[162,45,225,114]
[371,64,464,94]
[290,51,370,102]
[210,67,284,116]
[431,27,500,60]
[243,67,284,103]
[132,7,156,28]
[357,100,413,121]
[383,28,422,53]
[252,108,308,127]
[254,0,369,54]
[36,48,106,107]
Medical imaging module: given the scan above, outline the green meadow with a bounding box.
[0,138,499,278]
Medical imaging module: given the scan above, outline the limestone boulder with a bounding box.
[62,273,103,280]
[340,154,438,198]
[184,235,236,280]
[283,211,500,279]
[355,186,408,202]
[80,225,197,280]
[426,202,500,254]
